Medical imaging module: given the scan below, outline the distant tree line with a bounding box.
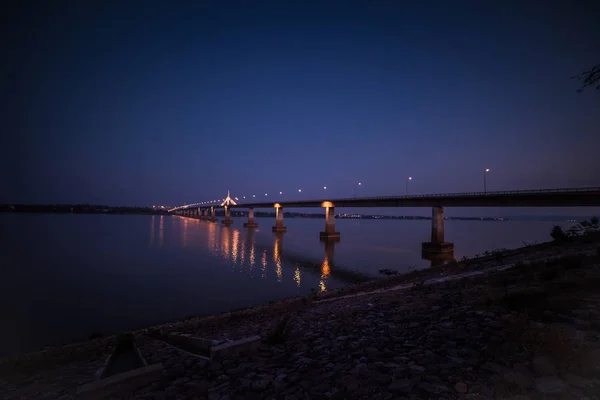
[1,204,169,215]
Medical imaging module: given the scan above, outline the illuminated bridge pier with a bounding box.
[169,187,600,255]
[320,202,340,242]
[243,208,259,228]
[222,205,233,226]
[272,204,287,232]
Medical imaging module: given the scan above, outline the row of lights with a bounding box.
[183,168,491,208]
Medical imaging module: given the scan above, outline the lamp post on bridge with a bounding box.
[484,168,490,195]
[406,176,412,196]
[354,182,362,198]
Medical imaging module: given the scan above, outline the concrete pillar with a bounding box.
[244,207,259,228]
[320,204,340,241]
[222,205,233,225]
[210,207,216,222]
[201,208,206,220]
[431,206,444,243]
[272,205,287,232]
[422,206,454,254]
[196,207,201,218]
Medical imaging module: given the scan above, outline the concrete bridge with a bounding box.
[169,187,600,254]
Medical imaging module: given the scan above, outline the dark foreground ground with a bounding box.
[2,238,600,399]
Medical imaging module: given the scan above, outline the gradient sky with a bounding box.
[3,1,599,215]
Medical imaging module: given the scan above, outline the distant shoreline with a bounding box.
[1,204,588,222]
[0,204,585,222]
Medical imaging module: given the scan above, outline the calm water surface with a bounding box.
[0,213,567,356]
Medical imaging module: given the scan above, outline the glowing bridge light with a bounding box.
[279,191,283,195]
[243,196,246,199]
[253,194,256,198]
[235,197,239,200]
[298,189,302,192]
[324,186,327,190]
[265,193,268,196]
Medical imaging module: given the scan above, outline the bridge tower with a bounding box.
[221,190,237,226]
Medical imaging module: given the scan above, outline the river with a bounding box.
[0,213,569,356]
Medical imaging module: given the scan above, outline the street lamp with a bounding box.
[354,182,362,198]
[298,189,302,192]
[279,191,283,195]
[484,168,490,194]
[406,176,412,196]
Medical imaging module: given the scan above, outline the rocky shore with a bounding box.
[2,238,600,399]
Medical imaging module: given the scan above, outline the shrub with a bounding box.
[266,314,292,344]
[550,225,567,241]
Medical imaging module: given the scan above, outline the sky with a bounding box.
[2,0,599,216]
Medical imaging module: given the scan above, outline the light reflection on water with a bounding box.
[0,213,567,356]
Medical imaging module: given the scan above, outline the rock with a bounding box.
[353,363,369,377]
[409,364,426,375]
[532,356,556,377]
[563,373,596,389]
[274,374,288,391]
[572,309,590,318]
[189,379,211,393]
[377,374,392,385]
[454,382,468,393]
[225,366,245,377]
[364,347,380,358]
[388,379,411,393]
[504,371,533,388]
[535,376,568,394]
[252,377,271,391]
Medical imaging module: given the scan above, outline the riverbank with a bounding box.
[2,237,600,399]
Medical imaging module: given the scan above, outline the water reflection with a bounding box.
[149,216,156,246]
[421,251,456,267]
[231,230,240,265]
[319,239,335,292]
[294,266,301,287]
[261,249,267,278]
[158,217,163,247]
[207,221,217,254]
[148,217,368,289]
[273,232,284,282]
[248,228,255,270]
[182,217,190,248]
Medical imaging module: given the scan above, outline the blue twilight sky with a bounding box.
[2,0,599,215]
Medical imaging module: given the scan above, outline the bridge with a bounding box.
[169,187,600,254]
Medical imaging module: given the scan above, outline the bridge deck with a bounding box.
[172,187,600,211]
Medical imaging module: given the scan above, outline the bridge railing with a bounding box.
[171,187,600,210]
[331,186,600,202]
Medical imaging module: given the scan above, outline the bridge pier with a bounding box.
[196,207,201,218]
[222,205,233,225]
[422,206,454,254]
[272,205,287,232]
[244,207,259,228]
[201,208,207,220]
[320,203,340,241]
[210,207,217,222]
